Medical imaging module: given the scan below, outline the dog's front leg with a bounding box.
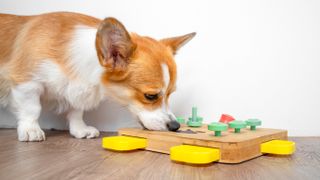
[11,82,45,141]
[67,109,100,139]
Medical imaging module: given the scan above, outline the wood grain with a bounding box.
[0,129,319,180]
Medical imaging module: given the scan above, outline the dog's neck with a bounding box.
[67,26,104,85]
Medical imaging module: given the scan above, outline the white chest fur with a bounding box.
[34,27,106,113]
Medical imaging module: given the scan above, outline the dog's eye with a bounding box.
[144,93,159,101]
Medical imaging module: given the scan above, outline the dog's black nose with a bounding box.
[166,121,180,131]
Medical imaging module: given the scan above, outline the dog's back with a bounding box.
[0,14,29,64]
[0,13,101,107]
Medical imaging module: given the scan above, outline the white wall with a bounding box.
[0,0,319,136]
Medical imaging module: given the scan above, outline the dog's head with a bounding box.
[96,18,195,131]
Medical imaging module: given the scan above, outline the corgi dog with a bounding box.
[0,12,195,141]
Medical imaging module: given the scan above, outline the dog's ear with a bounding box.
[160,32,196,55]
[96,17,136,72]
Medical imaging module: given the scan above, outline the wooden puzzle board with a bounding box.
[118,124,288,163]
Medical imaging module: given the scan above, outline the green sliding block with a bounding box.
[187,107,203,127]
[229,120,247,133]
[176,117,186,124]
[208,122,228,136]
[246,119,261,130]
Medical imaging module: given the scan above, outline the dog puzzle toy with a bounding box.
[176,117,186,124]
[246,119,262,130]
[228,120,247,133]
[102,108,295,165]
[186,107,203,127]
[260,140,295,155]
[102,136,147,151]
[170,145,220,164]
[207,122,228,136]
[219,114,235,123]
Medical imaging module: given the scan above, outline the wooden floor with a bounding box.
[0,129,319,180]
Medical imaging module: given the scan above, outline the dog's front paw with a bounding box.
[18,122,46,142]
[70,126,100,139]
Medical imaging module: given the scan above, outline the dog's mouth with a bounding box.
[136,118,168,131]
[137,119,180,132]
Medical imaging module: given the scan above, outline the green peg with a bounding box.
[246,119,261,130]
[187,107,203,127]
[228,120,247,133]
[176,117,186,124]
[208,122,228,136]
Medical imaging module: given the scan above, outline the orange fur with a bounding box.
[0,12,100,83]
[0,12,197,139]
[0,12,192,112]
[99,33,177,110]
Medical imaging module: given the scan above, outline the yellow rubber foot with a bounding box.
[170,145,220,164]
[102,136,147,151]
[261,140,295,155]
